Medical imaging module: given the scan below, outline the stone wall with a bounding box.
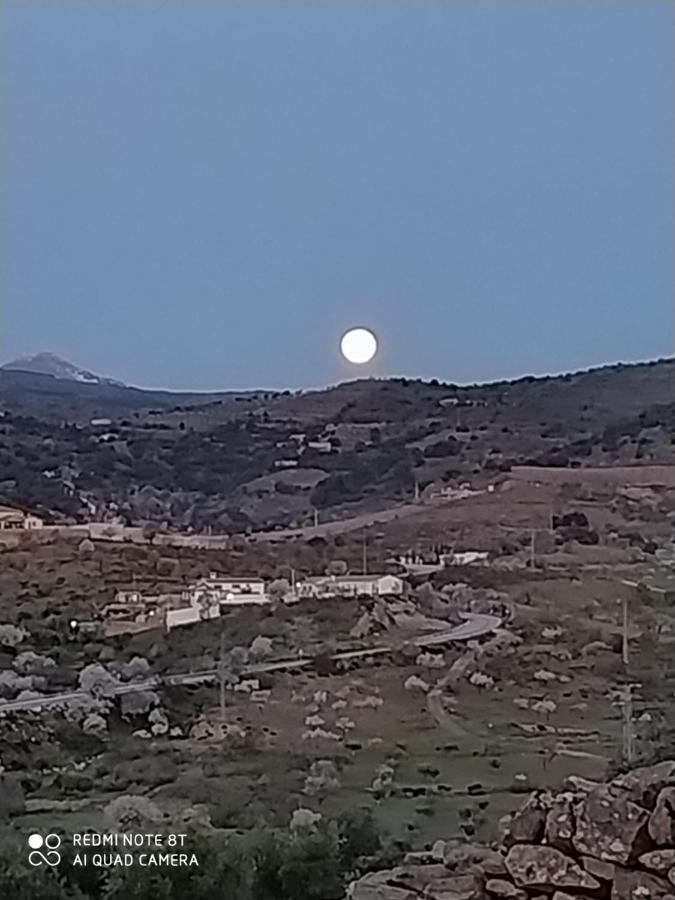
[348,761,675,900]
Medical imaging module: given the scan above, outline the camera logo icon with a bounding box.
[28,833,62,867]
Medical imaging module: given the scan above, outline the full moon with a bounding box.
[340,327,378,364]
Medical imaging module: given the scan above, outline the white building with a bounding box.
[0,506,44,531]
[306,440,332,453]
[166,574,270,631]
[166,603,221,631]
[397,555,444,576]
[186,574,266,598]
[442,551,489,566]
[297,574,404,600]
[114,590,143,604]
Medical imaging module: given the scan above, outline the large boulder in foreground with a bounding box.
[346,866,484,900]
[649,788,675,846]
[612,762,675,810]
[572,786,650,863]
[504,844,600,892]
[501,792,549,847]
[611,867,675,900]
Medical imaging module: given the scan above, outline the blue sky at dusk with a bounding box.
[2,1,673,390]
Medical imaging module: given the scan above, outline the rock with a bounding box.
[485,878,527,899]
[304,714,325,727]
[639,851,675,874]
[418,873,484,900]
[505,845,600,891]
[501,793,547,847]
[564,775,602,794]
[544,793,575,850]
[404,675,430,693]
[612,868,674,900]
[572,786,649,864]
[533,669,558,683]
[542,626,563,640]
[346,870,424,899]
[649,788,675,846]
[612,762,675,809]
[443,844,507,877]
[348,866,484,900]
[190,720,213,740]
[581,855,616,881]
[581,640,613,656]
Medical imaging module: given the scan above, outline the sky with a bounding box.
[1,1,673,391]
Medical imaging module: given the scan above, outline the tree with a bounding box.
[268,578,290,602]
[0,624,27,648]
[79,663,120,699]
[104,794,164,830]
[142,522,159,544]
[156,556,179,577]
[336,807,382,870]
[249,635,273,661]
[325,560,348,577]
[78,538,95,557]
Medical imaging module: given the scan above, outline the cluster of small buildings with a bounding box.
[102,571,406,634]
[397,550,489,572]
[297,573,403,600]
[0,505,44,531]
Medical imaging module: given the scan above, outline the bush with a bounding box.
[156,556,179,577]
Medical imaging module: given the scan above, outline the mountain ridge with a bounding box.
[2,351,126,387]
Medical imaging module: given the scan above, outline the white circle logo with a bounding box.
[28,833,62,867]
[340,327,378,364]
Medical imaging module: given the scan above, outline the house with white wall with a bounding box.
[297,574,404,600]
[166,574,270,631]
[0,506,44,530]
[182,575,266,603]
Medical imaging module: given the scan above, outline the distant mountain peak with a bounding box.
[2,352,125,387]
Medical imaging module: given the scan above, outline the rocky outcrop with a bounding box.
[572,785,649,863]
[347,761,675,900]
[505,844,600,891]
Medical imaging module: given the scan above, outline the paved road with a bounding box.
[0,612,501,715]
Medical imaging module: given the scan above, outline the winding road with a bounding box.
[0,612,501,715]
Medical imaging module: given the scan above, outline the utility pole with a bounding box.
[622,596,630,667]
[414,480,420,503]
[362,530,368,576]
[622,683,635,765]
[313,508,319,528]
[529,529,536,569]
[218,627,226,727]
